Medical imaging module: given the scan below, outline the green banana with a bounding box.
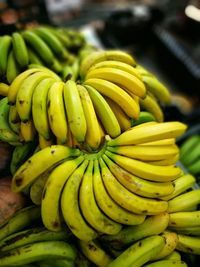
[180,135,200,163]
[176,234,200,255]
[131,111,156,126]
[143,260,188,267]
[12,32,29,68]
[0,35,12,76]
[6,49,20,84]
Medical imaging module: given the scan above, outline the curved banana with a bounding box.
[176,234,200,255]
[143,259,187,267]
[84,84,121,138]
[38,134,54,149]
[85,67,146,99]
[20,119,36,142]
[41,156,85,231]
[93,159,145,225]
[164,251,181,260]
[63,80,87,142]
[181,138,200,167]
[99,157,168,215]
[6,49,20,84]
[168,210,200,228]
[0,82,9,96]
[0,35,12,76]
[77,84,101,150]
[12,32,29,68]
[11,145,81,192]
[61,159,98,241]
[84,78,140,119]
[131,111,156,126]
[107,235,165,267]
[140,138,176,146]
[169,226,200,236]
[27,47,44,65]
[105,150,182,182]
[107,121,187,146]
[187,159,200,175]
[147,153,179,166]
[80,50,136,77]
[103,154,174,198]
[180,135,200,163]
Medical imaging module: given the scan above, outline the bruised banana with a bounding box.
[176,234,200,255]
[168,210,200,228]
[20,119,36,142]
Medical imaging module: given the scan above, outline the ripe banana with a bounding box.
[148,153,179,166]
[84,78,140,119]
[176,234,200,255]
[104,150,182,182]
[41,156,85,231]
[99,157,168,215]
[107,121,187,146]
[78,239,113,267]
[12,32,29,68]
[143,259,187,267]
[93,159,146,225]
[61,159,98,241]
[20,119,36,142]
[38,134,54,149]
[0,35,12,76]
[107,235,165,267]
[8,105,21,134]
[0,205,40,240]
[0,82,9,96]
[103,154,175,198]
[168,189,200,213]
[168,210,200,228]
[140,138,176,146]
[164,251,181,260]
[0,240,76,266]
[77,84,101,150]
[102,212,169,250]
[80,50,136,78]
[6,49,20,84]
[85,67,146,99]
[63,80,87,142]
[79,160,122,235]
[11,145,81,192]
[84,84,121,138]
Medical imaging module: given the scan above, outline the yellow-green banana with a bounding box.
[0,35,12,76]
[176,234,200,255]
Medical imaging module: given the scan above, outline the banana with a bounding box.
[0,226,71,251]
[79,160,122,235]
[27,47,44,65]
[180,135,200,163]
[10,140,37,175]
[84,84,121,138]
[80,49,136,77]
[168,189,200,213]
[176,234,200,255]
[151,231,179,260]
[84,78,140,119]
[41,156,85,231]
[0,35,12,76]
[6,49,20,84]
[143,260,188,267]
[101,212,169,250]
[140,138,176,146]
[0,205,41,240]
[103,154,175,198]
[107,144,179,161]
[187,158,200,176]
[0,240,76,266]
[16,71,52,122]
[148,153,179,166]
[169,226,200,236]
[70,58,80,81]
[0,82,9,96]
[61,159,98,241]
[0,97,21,143]
[85,67,146,99]
[22,30,55,66]
[131,111,156,126]
[38,258,75,267]
[12,32,29,68]
[38,134,54,149]
[8,104,22,134]
[160,174,196,201]
[107,235,165,267]
[63,80,87,142]
[181,139,200,167]
[11,145,81,192]
[104,150,182,182]
[139,92,164,122]
[168,210,200,228]
[107,121,187,146]
[135,64,153,76]
[105,97,132,132]
[93,159,146,225]
[75,250,91,267]
[78,239,113,267]
[99,157,168,215]
[88,60,142,80]
[164,251,181,260]
[62,65,74,82]
[77,84,101,150]
[142,75,171,104]
[32,77,55,139]
[20,119,36,142]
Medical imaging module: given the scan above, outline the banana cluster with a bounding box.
[180,134,200,178]
[0,26,86,86]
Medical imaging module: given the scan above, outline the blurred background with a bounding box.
[0,0,200,124]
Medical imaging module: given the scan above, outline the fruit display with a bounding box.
[0,24,200,266]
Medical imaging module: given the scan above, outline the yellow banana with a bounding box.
[47,81,68,144]
[61,159,98,241]
[84,84,121,138]
[38,134,54,149]
[176,234,200,255]
[107,144,179,161]
[107,121,187,146]
[105,150,182,182]
[11,145,81,192]
[99,157,168,215]
[32,77,55,139]
[168,210,200,228]
[77,84,101,150]
[85,67,146,99]
[93,159,145,225]
[147,153,179,166]
[20,119,36,142]
[143,259,187,267]
[84,78,140,119]
[0,82,9,96]
[103,154,174,198]
[63,80,87,142]
[80,49,136,77]
[140,138,176,146]
[8,104,20,134]
[41,156,85,231]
